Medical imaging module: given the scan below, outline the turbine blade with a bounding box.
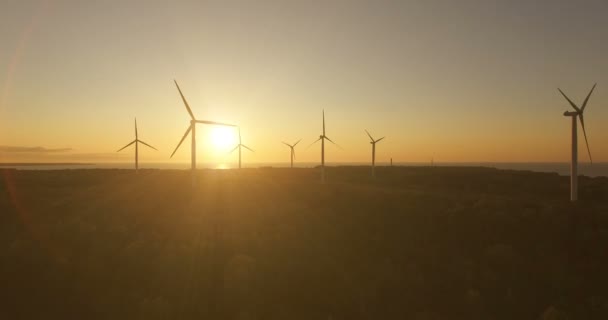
[306,137,322,149]
[229,145,239,154]
[293,139,302,147]
[170,125,192,158]
[365,129,374,141]
[195,120,236,127]
[174,80,196,120]
[242,144,254,152]
[135,117,138,139]
[282,141,291,148]
[322,110,326,135]
[117,140,136,152]
[581,83,597,112]
[239,127,242,144]
[375,137,385,143]
[138,140,158,151]
[292,148,296,160]
[558,88,581,112]
[324,136,341,149]
[579,114,593,163]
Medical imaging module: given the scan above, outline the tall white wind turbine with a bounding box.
[171,80,236,185]
[558,83,596,201]
[117,118,157,172]
[365,130,385,178]
[229,128,254,169]
[282,139,301,168]
[309,110,339,183]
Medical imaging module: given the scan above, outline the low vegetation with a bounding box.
[1,167,607,319]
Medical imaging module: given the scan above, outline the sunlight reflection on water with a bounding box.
[215,163,231,170]
[1,162,608,177]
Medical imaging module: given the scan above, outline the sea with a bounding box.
[1,162,607,178]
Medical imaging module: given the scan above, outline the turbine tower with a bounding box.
[117,118,157,172]
[171,80,236,185]
[365,130,385,178]
[309,110,338,183]
[230,128,254,169]
[558,83,595,201]
[282,139,301,168]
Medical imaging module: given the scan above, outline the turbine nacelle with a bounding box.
[171,80,236,159]
[558,84,595,165]
[365,129,385,145]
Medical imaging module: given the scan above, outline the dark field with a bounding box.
[1,167,608,319]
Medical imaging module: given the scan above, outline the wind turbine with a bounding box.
[309,110,338,183]
[229,128,254,169]
[282,139,301,168]
[558,83,596,201]
[117,118,157,172]
[365,130,385,178]
[170,80,236,185]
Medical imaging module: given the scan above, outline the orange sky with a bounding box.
[1,0,608,165]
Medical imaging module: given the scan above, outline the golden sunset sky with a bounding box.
[1,0,608,165]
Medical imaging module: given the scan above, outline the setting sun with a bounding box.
[209,126,237,152]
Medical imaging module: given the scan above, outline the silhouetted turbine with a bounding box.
[282,139,301,168]
[558,83,596,201]
[117,117,157,172]
[171,80,236,185]
[229,127,254,169]
[365,129,385,178]
[308,110,339,183]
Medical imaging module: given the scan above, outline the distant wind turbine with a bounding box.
[365,130,385,178]
[282,139,301,168]
[170,80,236,185]
[230,128,254,169]
[558,83,596,201]
[117,118,157,172]
[309,110,339,183]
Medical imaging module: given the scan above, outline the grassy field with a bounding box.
[1,167,608,319]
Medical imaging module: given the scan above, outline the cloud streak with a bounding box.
[0,146,72,153]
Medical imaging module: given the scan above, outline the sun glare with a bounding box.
[210,126,237,151]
